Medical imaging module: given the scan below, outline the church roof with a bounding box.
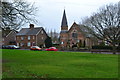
[61,9,68,27]
[68,22,93,37]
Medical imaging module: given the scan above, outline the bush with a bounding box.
[117,46,120,51]
[92,45,120,51]
[52,44,59,48]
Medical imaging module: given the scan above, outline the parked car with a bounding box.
[45,47,58,51]
[30,46,42,51]
[2,45,9,49]
[2,45,20,49]
[9,45,20,49]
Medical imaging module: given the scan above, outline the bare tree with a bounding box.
[1,0,38,30]
[82,2,120,54]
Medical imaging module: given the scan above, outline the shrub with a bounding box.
[117,46,120,51]
[52,44,59,48]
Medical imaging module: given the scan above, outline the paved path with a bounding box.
[60,51,120,54]
[3,49,120,54]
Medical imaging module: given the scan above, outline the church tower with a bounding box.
[61,9,68,31]
[60,9,68,48]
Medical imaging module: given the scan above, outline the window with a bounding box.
[28,36,30,40]
[17,37,19,40]
[72,33,77,38]
[17,43,19,46]
[33,36,35,39]
[42,37,44,40]
[20,43,24,46]
[41,30,43,34]
[27,42,31,46]
[21,37,24,40]
[32,42,35,46]
[2,38,4,41]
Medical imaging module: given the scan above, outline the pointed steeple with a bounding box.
[61,9,68,27]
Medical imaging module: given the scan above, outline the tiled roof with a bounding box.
[2,29,17,37]
[68,22,93,37]
[17,27,42,35]
[77,24,93,37]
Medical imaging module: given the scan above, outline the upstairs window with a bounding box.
[72,33,77,38]
[28,36,30,40]
[41,30,43,34]
[33,36,35,40]
[17,37,19,40]
[42,37,44,40]
[21,37,24,40]
[2,38,4,41]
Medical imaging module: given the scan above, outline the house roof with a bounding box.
[2,30,11,37]
[2,29,17,38]
[17,27,43,36]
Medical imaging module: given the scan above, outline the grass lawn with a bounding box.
[2,49,118,78]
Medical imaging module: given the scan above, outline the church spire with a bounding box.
[61,9,68,27]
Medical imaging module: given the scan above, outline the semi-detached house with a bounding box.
[16,24,48,48]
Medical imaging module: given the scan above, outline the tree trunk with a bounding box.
[112,45,116,54]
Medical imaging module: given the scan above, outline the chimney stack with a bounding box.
[30,24,34,29]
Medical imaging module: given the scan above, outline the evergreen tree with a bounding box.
[45,36,52,48]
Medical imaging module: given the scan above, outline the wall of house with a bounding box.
[37,29,47,48]
[16,35,36,49]
[3,31,16,45]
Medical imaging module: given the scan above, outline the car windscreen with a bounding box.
[32,46,39,48]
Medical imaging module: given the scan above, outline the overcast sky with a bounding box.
[25,0,119,32]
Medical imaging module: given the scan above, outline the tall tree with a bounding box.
[45,36,53,48]
[1,0,38,30]
[82,2,120,54]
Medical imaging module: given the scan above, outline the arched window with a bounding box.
[72,33,77,38]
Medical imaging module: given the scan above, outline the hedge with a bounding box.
[92,45,116,50]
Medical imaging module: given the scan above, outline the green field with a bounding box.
[2,49,118,78]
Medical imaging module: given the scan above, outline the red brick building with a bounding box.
[2,29,17,45]
[16,24,48,48]
[60,10,97,48]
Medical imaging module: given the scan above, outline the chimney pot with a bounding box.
[30,24,34,29]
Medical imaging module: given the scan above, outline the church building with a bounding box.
[60,9,97,48]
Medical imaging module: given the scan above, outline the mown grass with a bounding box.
[2,49,118,78]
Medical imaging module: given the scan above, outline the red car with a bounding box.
[45,47,58,51]
[30,46,42,51]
